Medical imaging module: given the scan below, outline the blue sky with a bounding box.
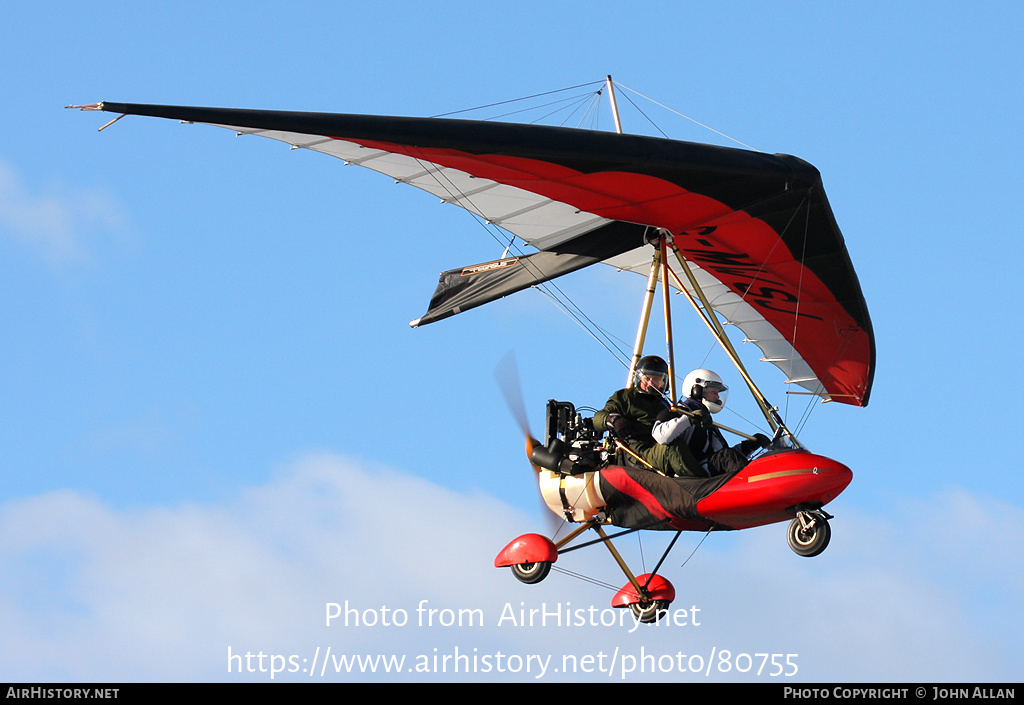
[2,1,1022,682]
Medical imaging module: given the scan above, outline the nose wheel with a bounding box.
[787,510,832,557]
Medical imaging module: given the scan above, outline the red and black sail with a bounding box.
[79,102,874,406]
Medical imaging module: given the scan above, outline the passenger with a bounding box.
[652,369,770,476]
[592,356,703,477]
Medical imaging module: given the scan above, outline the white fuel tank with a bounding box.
[538,470,606,523]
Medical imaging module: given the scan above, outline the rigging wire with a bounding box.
[636,531,647,575]
[679,528,713,569]
[430,81,605,119]
[493,92,598,124]
[541,92,601,127]
[616,89,670,139]
[550,565,624,593]
[614,81,761,152]
[531,285,632,368]
[573,91,605,130]
[549,528,713,593]
[785,199,812,424]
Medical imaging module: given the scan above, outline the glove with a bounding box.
[606,414,636,440]
[738,433,772,455]
[691,409,714,429]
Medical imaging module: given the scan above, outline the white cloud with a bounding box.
[0,157,129,265]
[0,454,1020,682]
[0,453,531,681]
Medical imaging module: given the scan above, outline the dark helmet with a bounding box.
[633,355,669,395]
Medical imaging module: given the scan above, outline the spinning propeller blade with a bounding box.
[494,352,563,534]
[494,351,542,469]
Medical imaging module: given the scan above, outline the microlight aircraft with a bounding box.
[70,78,873,623]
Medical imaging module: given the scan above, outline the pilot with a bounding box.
[592,355,703,477]
[652,369,770,476]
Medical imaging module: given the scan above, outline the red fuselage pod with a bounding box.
[696,450,853,530]
[493,533,559,568]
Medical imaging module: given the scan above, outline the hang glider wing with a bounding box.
[74,102,874,406]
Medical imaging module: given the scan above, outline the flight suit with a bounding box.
[593,387,702,477]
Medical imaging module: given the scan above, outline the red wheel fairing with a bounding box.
[493,533,558,568]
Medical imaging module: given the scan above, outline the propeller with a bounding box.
[494,351,564,534]
[494,350,543,470]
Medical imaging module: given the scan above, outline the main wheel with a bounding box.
[510,561,551,584]
[787,513,831,557]
[629,599,670,624]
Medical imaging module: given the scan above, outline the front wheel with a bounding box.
[787,513,831,557]
[510,561,551,584]
[629,599,670,624]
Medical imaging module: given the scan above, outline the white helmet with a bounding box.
[683,369,729,414]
